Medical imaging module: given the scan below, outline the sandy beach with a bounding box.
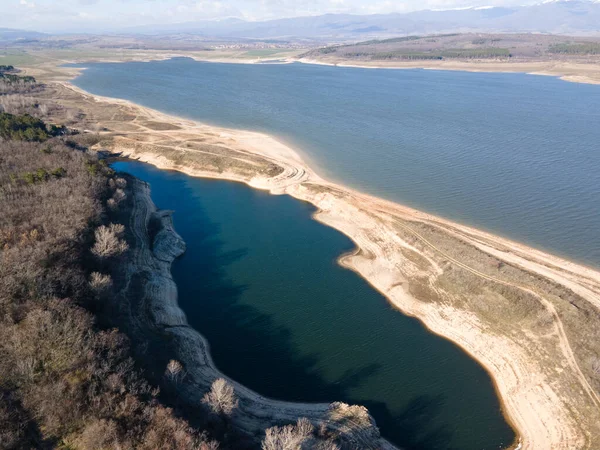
[34,72,600,450]
[296,57,600,86]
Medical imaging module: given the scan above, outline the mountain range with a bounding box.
[0,27,46,41]
[125,1,600,40]
[2,1,600,41]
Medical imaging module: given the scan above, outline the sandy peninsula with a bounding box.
[20,60,600,449]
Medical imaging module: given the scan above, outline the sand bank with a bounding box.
[52,80,600,450]
[19,46,600,87]
[296,57,600,86]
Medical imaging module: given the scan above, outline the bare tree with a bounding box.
[91,223,128,258]
[107,188,126,210]
[113,188,126,204]
[202,378,238,417]
[165,359,185,384]
[262,418,314,450]
[315,442,340,450]
[89,272,113,294]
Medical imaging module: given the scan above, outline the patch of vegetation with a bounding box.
[0,73,36,83]
[549,43,600,55]
[318,46,338,54]
[14,166,66,184]
[0,112,64,141]
[0,63,34,82]
[314,35,460,56]
[360,35,424,46]
[371,51,443,61]
[360,34,460,46]
[369,47,511,60]
[440,48,511,58]
[0,50,41,67]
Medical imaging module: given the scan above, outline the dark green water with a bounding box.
[114,160,515,450]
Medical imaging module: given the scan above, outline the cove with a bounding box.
[72,59,600,267]
[113,160,515,450]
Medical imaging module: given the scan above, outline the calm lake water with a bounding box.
[74,58,600,267]
[113,160,514,449]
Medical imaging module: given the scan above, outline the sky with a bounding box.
[0,0,549,32]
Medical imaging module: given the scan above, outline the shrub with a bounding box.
[51,166,66,178]
[165,359,185,383]
[202,378,238,417]
[115,177,127,188]
[89,272,113,293]
[91,223,128,258]
[262,418,315,450]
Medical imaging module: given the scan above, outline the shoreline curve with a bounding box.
[48,77,600,450]
[123,177,390,448]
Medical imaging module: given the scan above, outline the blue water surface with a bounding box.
[74,59,600,266]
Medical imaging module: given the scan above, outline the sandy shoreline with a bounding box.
[45,77,600,450]
[20,46,600,87]
[295,57,600,86]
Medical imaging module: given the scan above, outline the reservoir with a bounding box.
[113,160,515,450]
[74,58,600,267]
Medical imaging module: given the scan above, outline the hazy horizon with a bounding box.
[0,0,590,33]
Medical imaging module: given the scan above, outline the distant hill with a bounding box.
[0,27,46,42]
[126,1,600,40]
[301,32,600,62]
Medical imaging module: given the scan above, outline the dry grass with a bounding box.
[389,217,600,435]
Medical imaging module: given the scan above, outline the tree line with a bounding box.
[0,112,65,141]
[0,77,218,450]
[549,43,600,55]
